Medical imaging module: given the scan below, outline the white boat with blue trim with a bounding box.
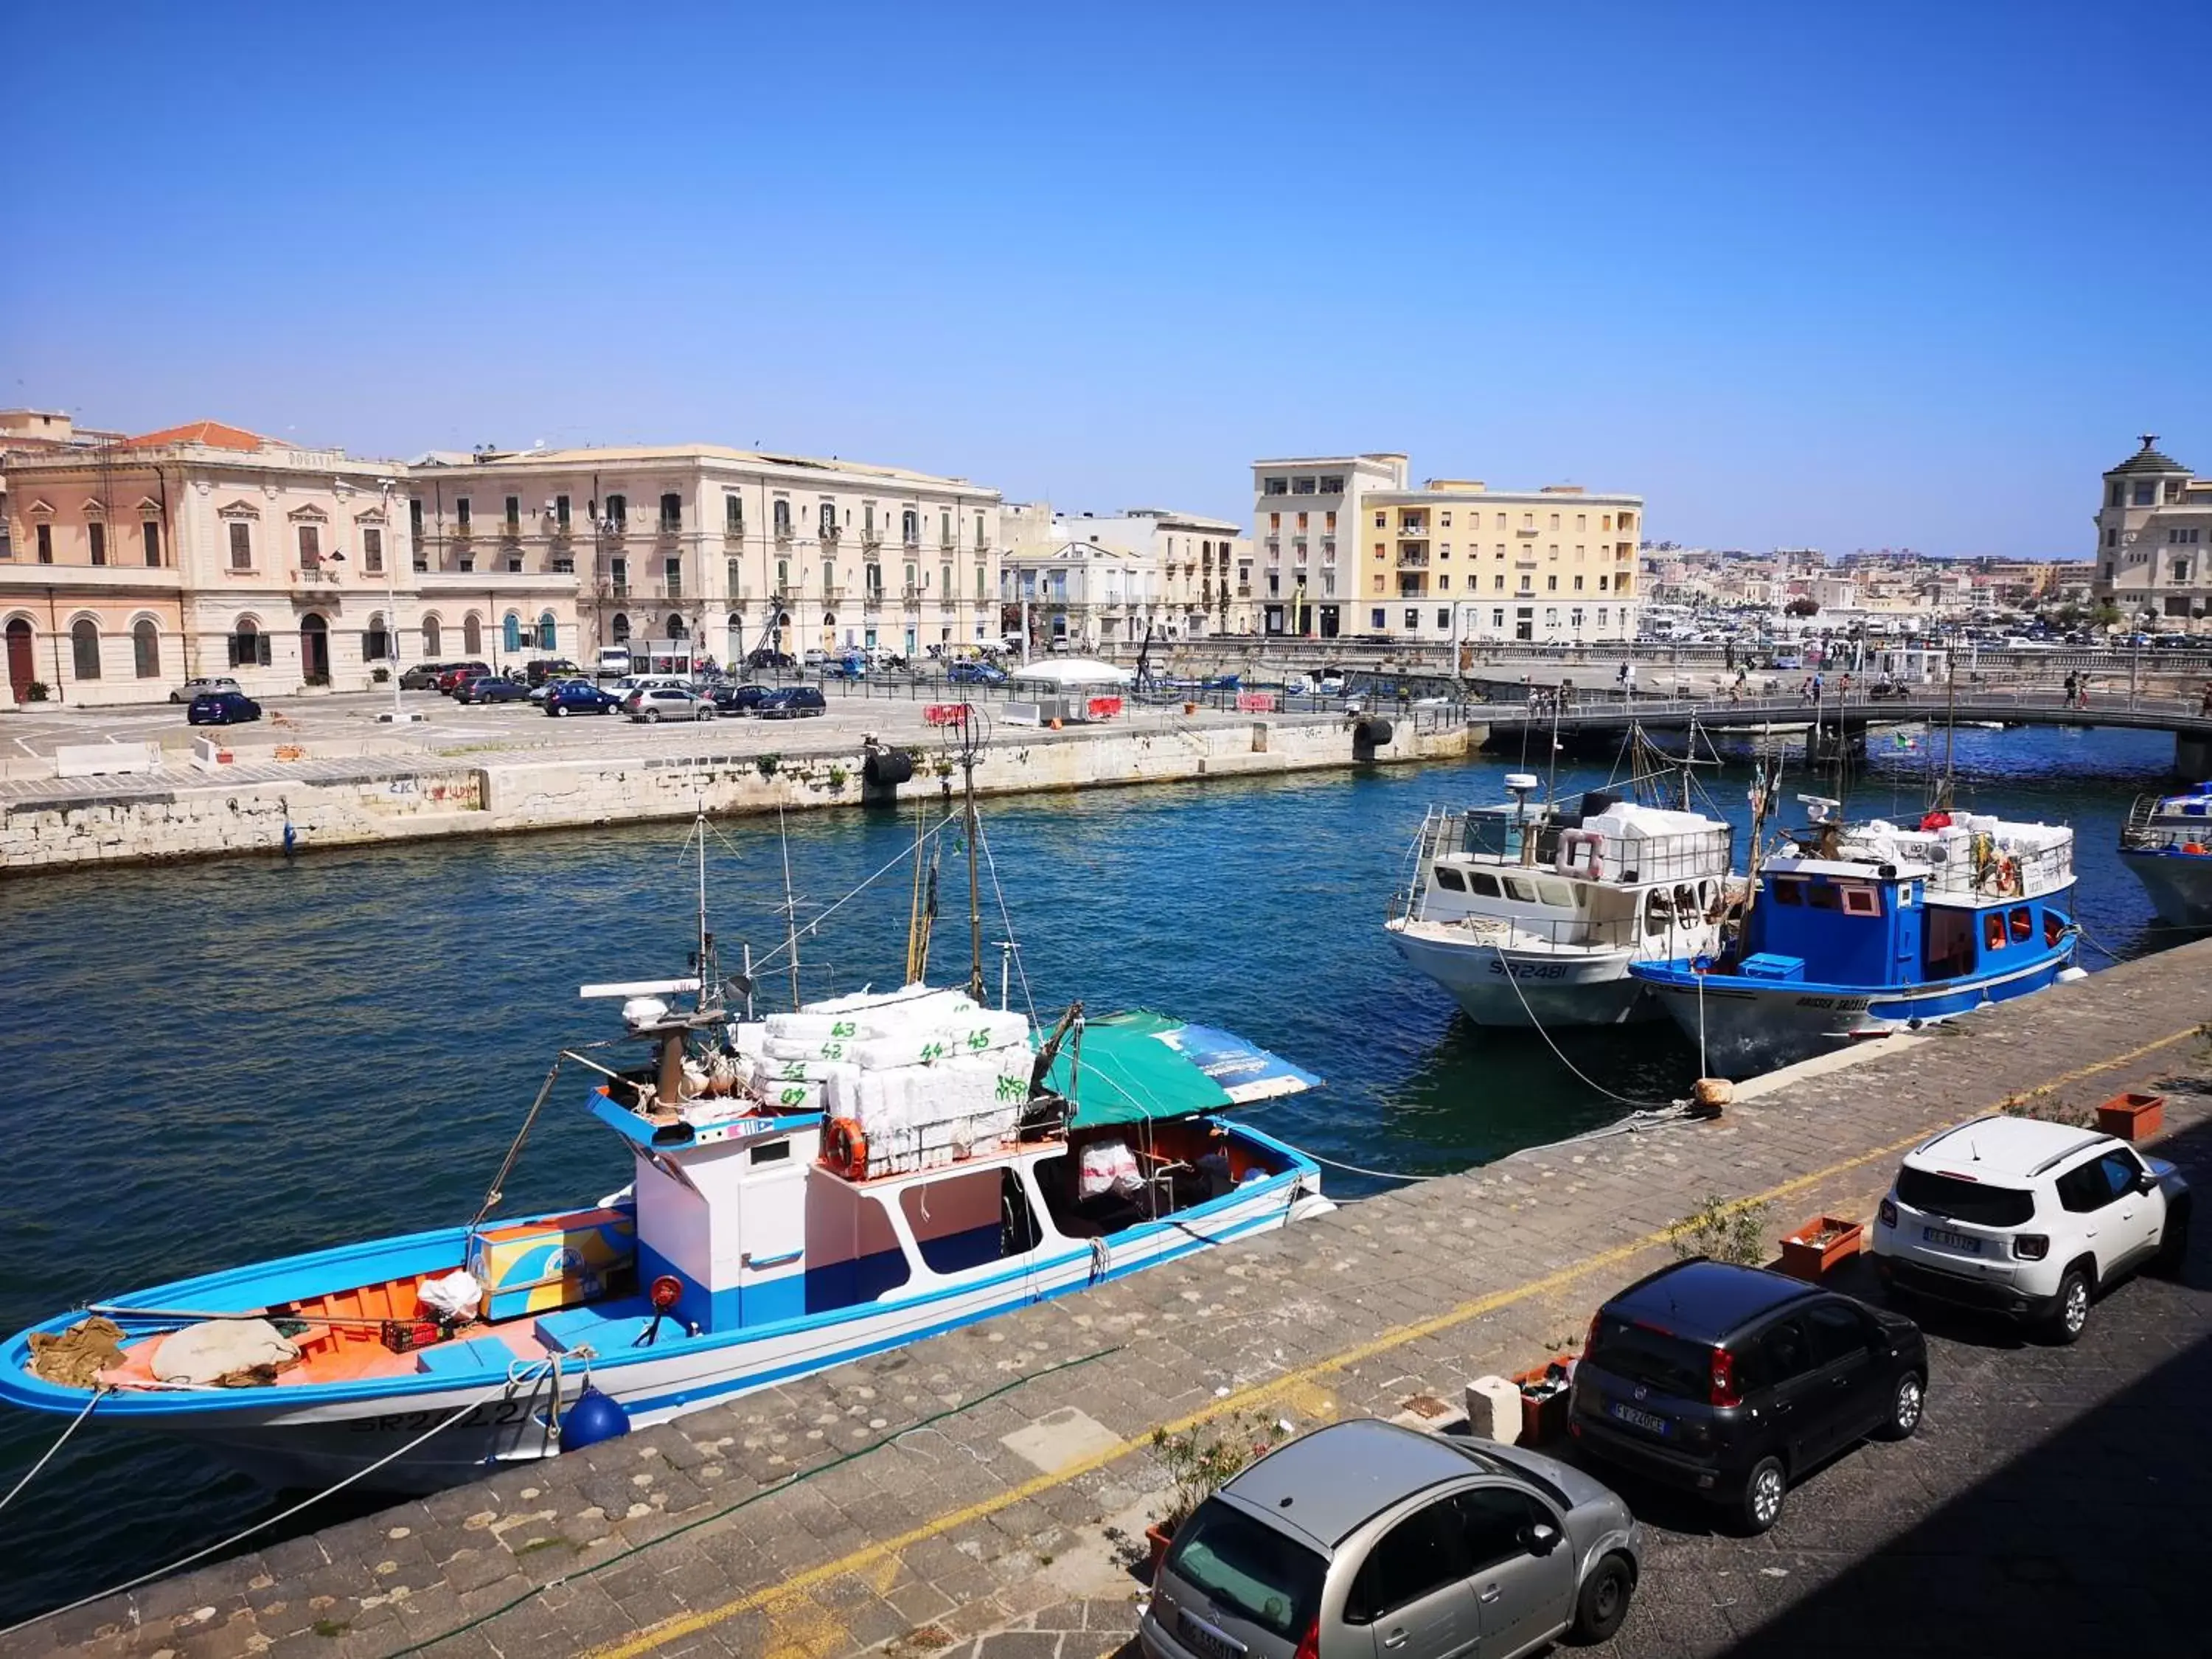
[1,767,1335,1497]
[2118,780,2212,928]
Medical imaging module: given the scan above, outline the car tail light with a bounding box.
[2013,1234,2049,1261]
[1293,1615,1321,1659]
[1709,1346,1740,1408]
[1878,1197,1898,1228]
[1585,1312,1602,1356]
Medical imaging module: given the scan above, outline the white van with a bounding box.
[596,647,632,680]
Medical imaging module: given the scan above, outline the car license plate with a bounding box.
[1923,1225,1981,1254]
[1178,1610,1242,1659]
[1610,1401,1670,1436]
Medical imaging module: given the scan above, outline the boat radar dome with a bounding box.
[1797,794,1841,824]
[622,995,671,1031]
[1504,772,1540,795]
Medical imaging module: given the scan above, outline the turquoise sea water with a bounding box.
[0,722,2188,1623]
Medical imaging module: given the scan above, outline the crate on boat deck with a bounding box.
[466,1208,636,1321]
[1739,953,1806,982]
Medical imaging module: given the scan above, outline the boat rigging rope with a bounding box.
[1491,945,1683,1111]
[0,1385,108,1518]
[468,1054,569,1232]
[377,1343,1128,1658]
[975,817,1039,1026]
[0,1368,540,1641]
[748,810,961,980]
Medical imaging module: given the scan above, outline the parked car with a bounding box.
[1568,1258,1927,1534]
[524,658,585,687]
[457,675,530,704]
[757,686,827,719]
[711,684,773,715]
[397,662,456,691]
[745,648,796,670]
[624,686,715,723]
[1871,1115,2189,1343]
[801,647,832,669]
[1139,1418,1641,1659]
[947,661,1006,686]
[434,662,491,694]
[187,689,262,727]
[1283,672,1313,696]
[170,675,241,705]
[543,681,622,716]
[1316,672,1347,696]
[821,653,868,680]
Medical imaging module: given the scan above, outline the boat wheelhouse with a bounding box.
[1385,777,1737,1026]
[2118,781,2212,928]
[1632,807,2080,1077]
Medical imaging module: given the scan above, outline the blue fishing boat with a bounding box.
[2118,780,2212,928]
[1631,800,2081,1078]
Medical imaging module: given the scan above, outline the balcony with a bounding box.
[819,525,841,546]
[902,585,921,602]
[291,566,342,591]
[1397,552,1430,568]
[722,529,745,548]
[1397,521,1429,535]
[657,521,683,540]
[499,521,523,542]
[773,524,794,544]
[863,589,886,610]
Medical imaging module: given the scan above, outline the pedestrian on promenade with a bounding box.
[1560,678,1575,709]
[2064,671,2079,708]
[2199,680,2212,717]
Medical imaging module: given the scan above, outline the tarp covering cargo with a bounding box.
[1041,1010,1321,1129]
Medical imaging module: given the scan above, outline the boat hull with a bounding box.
[1,1138,1329,1495]
[1634,945,2079,1079]
[1385,925,1661,1027]
[2119,849,2212,930]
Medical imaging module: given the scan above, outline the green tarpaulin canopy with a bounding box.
[1039,1010,1321,1130]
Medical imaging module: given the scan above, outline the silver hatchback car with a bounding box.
[1141,1419,1641,1659]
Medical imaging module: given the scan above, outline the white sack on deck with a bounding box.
[420,1270,483,1322]
[152,1318,300,1385]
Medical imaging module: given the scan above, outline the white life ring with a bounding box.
[1556,828,1604,881]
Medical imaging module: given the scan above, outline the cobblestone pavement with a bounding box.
[11,945,2211,1659]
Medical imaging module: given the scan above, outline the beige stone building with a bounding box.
[1360,478,1642,644]
[1,418,467,707]
[2093,435,2212,630]
[1251,453,1409,637]
[417,447,1002,663]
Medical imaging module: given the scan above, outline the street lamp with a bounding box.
[341,475,421,724]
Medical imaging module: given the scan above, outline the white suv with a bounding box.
[1871,1115,2190,1343]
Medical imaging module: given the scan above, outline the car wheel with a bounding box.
[1874,1370,1924,1441]
[1739,1455,1787,1534]
[1568,1551,1634,1644]
[2154,1200,2191,1279]
[2048,1267,2092,1344]
[645,709,661,723]
[170,692,182,703]
[549,703,566,717]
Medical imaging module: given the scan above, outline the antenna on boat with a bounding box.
[956,700,990,1005]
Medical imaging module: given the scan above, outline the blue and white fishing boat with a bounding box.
[1,782,1334,1496]
[2118,780,2212,928]
[1631,799,2081,1078]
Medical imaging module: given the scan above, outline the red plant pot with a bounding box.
[1146,1522,1175,1579]
[2096,1091,2165,1142]
[1781,1216,1865,1281]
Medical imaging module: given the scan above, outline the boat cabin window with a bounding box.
[1503,876,1538,903]
[1840,885,1882,917]
[1467,871,1502,898]
[1984,912,2006,951]
[1537,879,1574,908]
[1806,883,1841,911]
[1645,888,1674,937]
[1770,877,1804,905]
[2044,910,2064,947]
[2009,905,2033,942]
[900,1169,1040,1275]
[1674,884,1698,918]
[1433,866,1467,891]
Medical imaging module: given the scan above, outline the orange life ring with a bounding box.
[824,1117,868,1180]
[1994,857,2020,897]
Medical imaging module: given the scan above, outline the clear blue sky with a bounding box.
[3,1,2201,558]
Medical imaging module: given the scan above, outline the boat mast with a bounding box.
[776,806,803,1010]
[960,704,987,1005]
[1938,650,1958,811]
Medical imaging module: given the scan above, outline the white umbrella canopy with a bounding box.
[1004,656,1135,687]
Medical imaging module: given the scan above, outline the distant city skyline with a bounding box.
[2,0,2202,560]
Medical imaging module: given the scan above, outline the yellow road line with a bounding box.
[581,1023,2200,1659]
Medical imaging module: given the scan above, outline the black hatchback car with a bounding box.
[1568,1259,1926,1534]
[712,684,772,714]
[757,686,827,719]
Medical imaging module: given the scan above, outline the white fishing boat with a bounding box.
[0,753,1335,1496]
[1385,772,1736,1027]
[2118,781,2212,928]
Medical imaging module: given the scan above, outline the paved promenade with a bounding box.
[12,942,2212,1659]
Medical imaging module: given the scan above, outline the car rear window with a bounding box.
[1897,1165,2036,1228]
[1165,1498,1324,1642]
[1587,1314,1711,1399]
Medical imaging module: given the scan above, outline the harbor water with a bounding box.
[0,722,2188,1624]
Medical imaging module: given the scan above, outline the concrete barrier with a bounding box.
[53,742,163,779]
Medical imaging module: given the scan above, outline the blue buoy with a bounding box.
[560,1385,630,1451]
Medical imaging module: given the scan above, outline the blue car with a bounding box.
[187,690,262,726]
[543,681,622,716]
[947,661,1006,686]
[460,675,531,704]
[757,686,827,719]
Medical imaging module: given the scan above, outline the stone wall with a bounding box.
[1,717,1477,872]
